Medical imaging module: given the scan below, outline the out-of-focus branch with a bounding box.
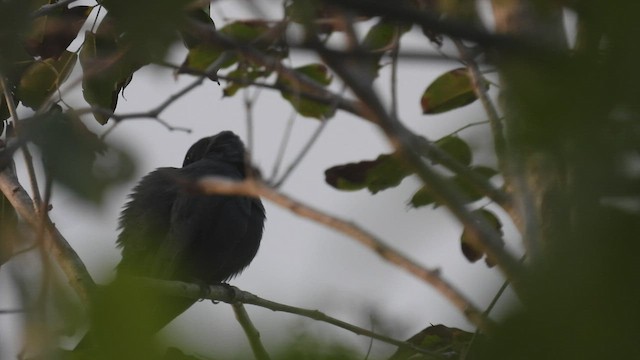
[195,176,491,331]
[1,77,43,208]
[323,0,537,53]
[452,40,522,229]
[31,0,80,18]
[0,160,95,304]
[140,278,445,358]
[232,302,271,360]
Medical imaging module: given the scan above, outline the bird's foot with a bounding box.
[194,280,211,302]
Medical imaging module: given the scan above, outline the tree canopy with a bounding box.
[1,0,639,359]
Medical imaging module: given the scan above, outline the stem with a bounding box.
[232,302,271,360]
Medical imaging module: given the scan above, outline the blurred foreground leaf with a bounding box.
[18,50,78,109]
[25,5,92,59]
[25,106,134,202]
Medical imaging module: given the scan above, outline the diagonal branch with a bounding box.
[195,176,491,332]
[0,160,95,304]
[232,302,271,360]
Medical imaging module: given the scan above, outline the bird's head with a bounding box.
[182,131,246,167]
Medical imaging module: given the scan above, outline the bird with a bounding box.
[79,131,265,357]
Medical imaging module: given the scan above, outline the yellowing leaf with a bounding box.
[460,209,503,267]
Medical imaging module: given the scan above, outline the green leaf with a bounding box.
[179,21,271,75]
[25,5,92,59]
[421,68,486,114]
[324,153,412,194]
[362,21,398,52]
[18,51,78,109]
[359,20,411,80]
[25,106,134,202]
[460,209,504,267]
[389,324,475,360]
[435,135,472,166]
[409,186,437,208]
[278,63,334,119]
[182,8,215,49]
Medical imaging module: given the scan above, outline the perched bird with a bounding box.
[81,131,265,356]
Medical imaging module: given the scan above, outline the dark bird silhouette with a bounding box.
[80,131,265,357]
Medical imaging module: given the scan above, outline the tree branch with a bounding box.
[195,176,491,332]
[232,302,271,360]
[140,278,445,358]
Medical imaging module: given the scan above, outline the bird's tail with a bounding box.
[72,279,195,359]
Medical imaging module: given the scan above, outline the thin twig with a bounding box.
[461,254,527,360]
[452,40,526,237]
[232,302,271,360]
[140,279,445,358]
[452,120,490,135]
[196,176,491,331]
[272,118,327,188]
[390,26,401,119]
[268,110,296,181]
[272,84,346,187]
[453,40,509,183]
[0,77,43,209]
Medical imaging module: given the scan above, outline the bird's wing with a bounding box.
[116,167,179,276]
